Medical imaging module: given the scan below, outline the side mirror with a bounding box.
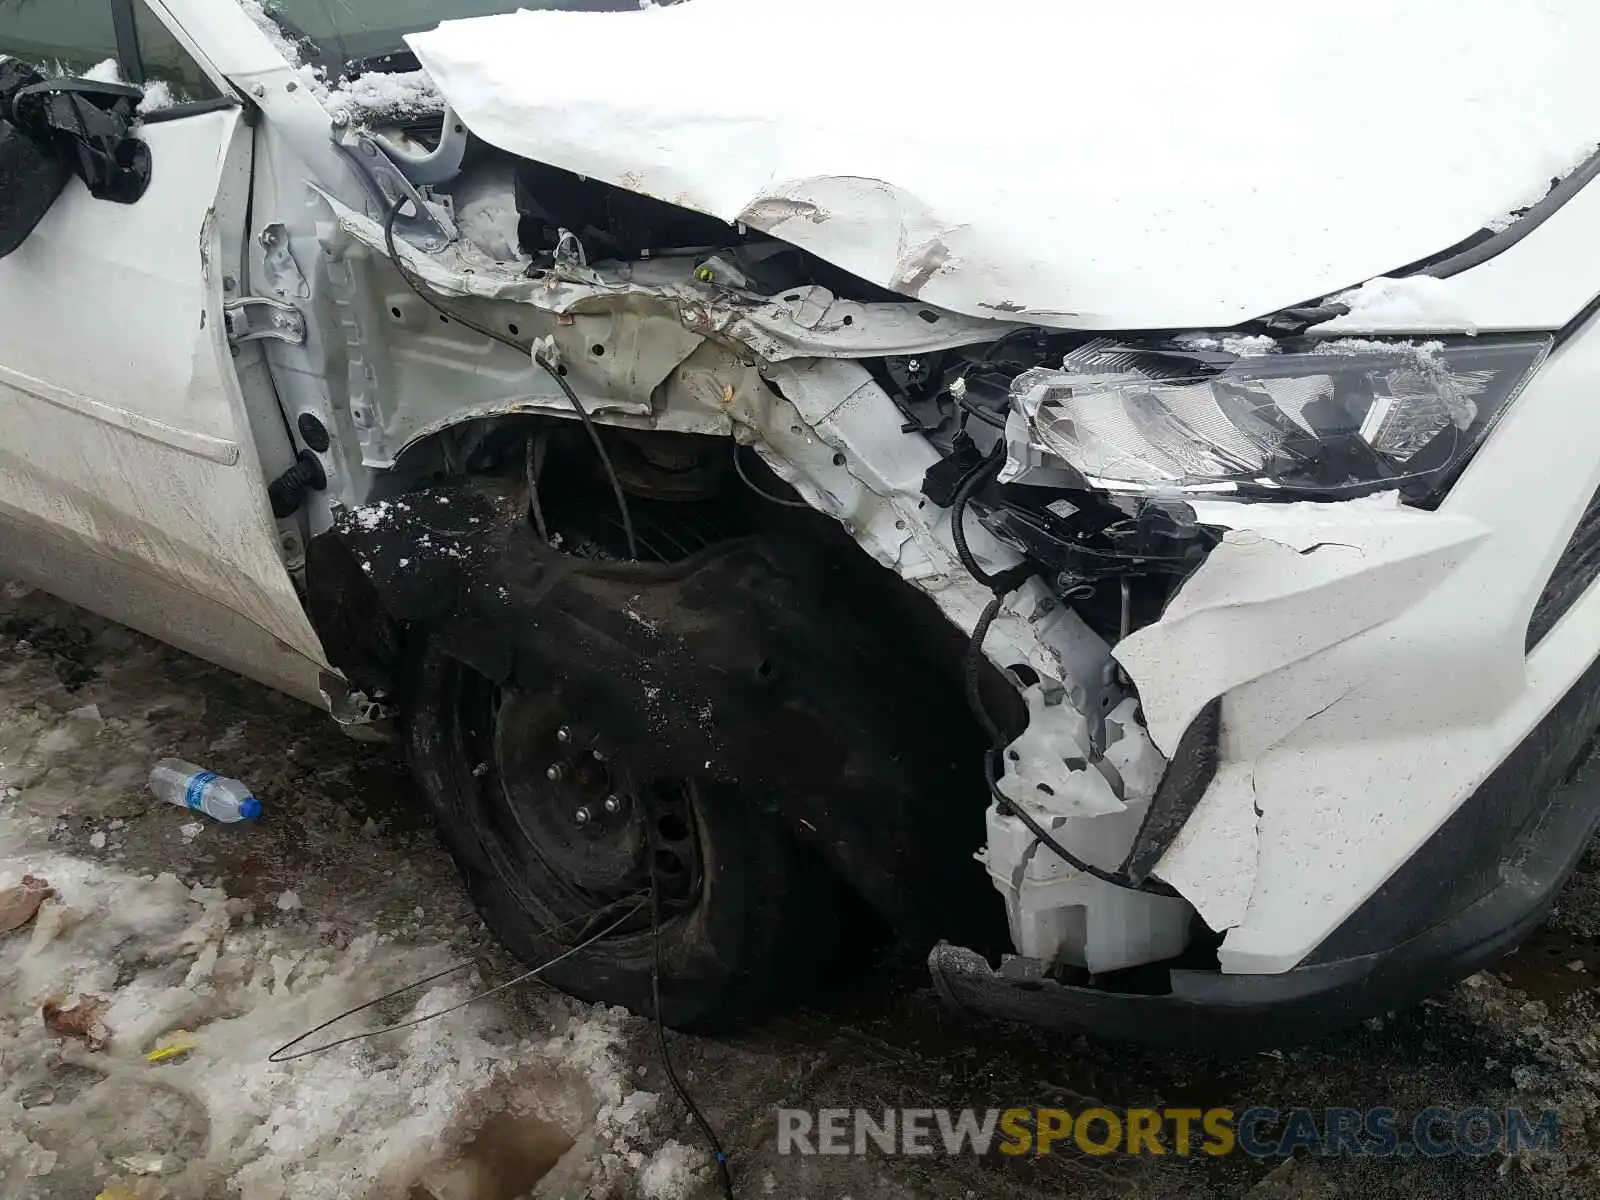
[0,60,152,259]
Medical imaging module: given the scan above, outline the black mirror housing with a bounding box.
[0,59,154,259]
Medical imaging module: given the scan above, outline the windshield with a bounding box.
[257,0,647,74]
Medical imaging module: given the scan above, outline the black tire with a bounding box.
[405,635,819,1031]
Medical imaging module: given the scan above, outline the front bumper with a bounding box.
[933,639,1600,1051]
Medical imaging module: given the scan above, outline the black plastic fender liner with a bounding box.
[1120,697,1222,885]
[304,484,523,697]
[305,481,998,947]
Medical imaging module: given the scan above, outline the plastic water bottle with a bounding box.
[149,759,262,823]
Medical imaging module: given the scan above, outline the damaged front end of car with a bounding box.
[283,41,1600,1046]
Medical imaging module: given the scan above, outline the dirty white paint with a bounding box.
[1311,166,1600,336]
[409,0,1600,330]
[1116,493,1490,757]
[1118,494,1488,934]
[313,157,1182,972]
[26,0,1592,986]
[0,108,327,697]
[323,189,1137,787]
[1121,324,1600,971]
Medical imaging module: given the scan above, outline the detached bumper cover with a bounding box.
[931,651,1600,1051]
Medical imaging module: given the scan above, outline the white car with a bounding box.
[3,0,1598,1046]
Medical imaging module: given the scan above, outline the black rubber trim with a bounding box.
[1425,144,1600,280]
[1528,485,1600,652]
[1122,697,1221,884]
[931,653,1600,1051]
[137,96,241,125]
[110,0,145,85]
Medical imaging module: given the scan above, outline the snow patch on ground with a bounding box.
[639,1139,701,1199]
[0,805,665,1198]
[1309,275,1474,334]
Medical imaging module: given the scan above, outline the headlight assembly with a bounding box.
[1011,334,1551,504]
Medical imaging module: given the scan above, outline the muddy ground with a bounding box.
[3,583,1600,1199]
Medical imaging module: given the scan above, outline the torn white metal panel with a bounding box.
[752,361,1189,968]
[323,198,1013,359]
[1143,325,1600,973]
[720,287,1021,363]
[1152,759,1260,933]
[408,0,1600,330]
[1124,493,1487,933]
[759,359,1118,712]
[324,190,1182,973]
[320,196,1125,739]
[1114,497,1490,756]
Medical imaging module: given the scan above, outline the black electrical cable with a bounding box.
[731,443,811,509]
[964,589,1007,747]
[382,194,637,559]
[950,440,1007,589]
[953,393,1007,430]
[952,443,1179,899]
[268,892,648,1062]
[647,802,736,1199]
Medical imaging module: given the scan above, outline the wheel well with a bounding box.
[307,419,1009,953]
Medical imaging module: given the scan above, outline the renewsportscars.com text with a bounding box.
[777,1106,1560,1159]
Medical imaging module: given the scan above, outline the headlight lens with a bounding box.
[1011,335,1551,503]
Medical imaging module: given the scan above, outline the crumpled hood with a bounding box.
[409,0,1599,331]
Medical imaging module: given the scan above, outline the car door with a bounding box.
[0,0,327,702]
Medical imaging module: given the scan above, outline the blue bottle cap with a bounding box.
[240,796,263,820]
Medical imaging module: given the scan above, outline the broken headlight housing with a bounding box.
[1011,335,1552,504]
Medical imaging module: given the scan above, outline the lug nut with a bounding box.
[546,763,565,782]
[556,726,571,744]
[574,806,591,826]
[603,795,621,814]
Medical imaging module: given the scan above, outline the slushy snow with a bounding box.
[326,69,444,121]
[407,0,1600,329]
[79,58,182,115]
[1309,275,1476,334]
[0,807,673,1198]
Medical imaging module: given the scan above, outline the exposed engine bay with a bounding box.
[295,111,1543,1006]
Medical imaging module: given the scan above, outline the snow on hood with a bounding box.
[409,0,1600,331]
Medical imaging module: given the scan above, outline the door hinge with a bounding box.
[224,296,306,345]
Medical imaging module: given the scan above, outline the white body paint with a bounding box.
[407,0,1600,331]
[5,0,1600,985]
[1123,325,1600,971]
